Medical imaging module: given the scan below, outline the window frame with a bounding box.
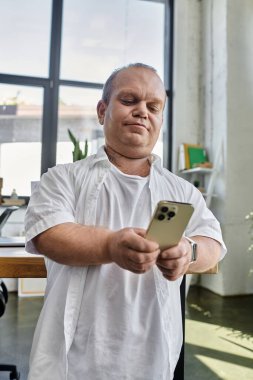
[0,0,174,174]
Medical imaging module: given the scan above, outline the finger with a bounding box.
[121,251,156,272]
[133,228,146,237]
[125,229,160,253]
[157,256,189,279]
[129,262,154,273]
[157,256,189,275]
[158,265,184,281]
[159,244,187,260]
[128,249,160,265]
[130,269,147,274]
[157,255,181,268]
[162,272,182,281]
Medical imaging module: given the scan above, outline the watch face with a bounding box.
[192,242,197,262]
[186,237,197,262]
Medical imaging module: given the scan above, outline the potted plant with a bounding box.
[68,129,88,162]
[245,211,253,251]
[245,211,253,276]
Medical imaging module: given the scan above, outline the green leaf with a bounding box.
[68,129,77,146]
[68,129,88,162]
[84,139,88,158]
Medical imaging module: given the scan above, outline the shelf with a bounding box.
[202,192,218,198]
[180,167,214,174]
[180,167,217,207]
[179,140,223,208]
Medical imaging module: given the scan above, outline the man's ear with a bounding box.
[97,100,107,125]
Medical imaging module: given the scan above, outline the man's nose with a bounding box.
[132,102,148,118]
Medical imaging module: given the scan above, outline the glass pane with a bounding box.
[57,86,104,165]
[0,0,51,77]
[0,84,43,196]
[61,0,165,83]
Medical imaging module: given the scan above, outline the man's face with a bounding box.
[97,67,166,159]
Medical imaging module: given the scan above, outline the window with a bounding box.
[57,87,103,164]
[61,0,164,82]
[57,0,166,165]
[0,0,173,196]
[0,84,43,195]
[0,0,51,77]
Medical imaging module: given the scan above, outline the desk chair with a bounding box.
[0,207,19,236]
[0,279,20,379]
[0,205,21,379]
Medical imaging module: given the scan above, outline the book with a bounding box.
[178,143,207,170]
[188,146,208,168]
[178,144,186,171]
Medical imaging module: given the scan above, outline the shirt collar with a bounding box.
[90,145,164,175]
[90,146,111,168]
[149,153,164,175]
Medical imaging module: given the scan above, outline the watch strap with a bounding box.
[185,236,198,263]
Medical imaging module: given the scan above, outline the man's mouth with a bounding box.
[125,122,148,130]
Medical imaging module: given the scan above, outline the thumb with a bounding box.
[132,228,146,238]
[133,228,160,251]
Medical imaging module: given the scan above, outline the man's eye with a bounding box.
[149,105,160,112]
[121,99,134,105]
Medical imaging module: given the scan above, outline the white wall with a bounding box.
[198,0,228,295]
[173,0,202,173]
[223,0,253,294]
[174,0,253,295]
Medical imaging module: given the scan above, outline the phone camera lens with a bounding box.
[168,211,175,218]
[161,206,168,213]
[158,214,165,220]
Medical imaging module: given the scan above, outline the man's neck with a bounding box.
[105,146,151,177]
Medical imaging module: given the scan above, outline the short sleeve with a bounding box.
[25,164,76,254]
[184,185,227,260]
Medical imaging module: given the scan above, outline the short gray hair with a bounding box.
[102,63,158,104]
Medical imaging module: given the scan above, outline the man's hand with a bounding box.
[33,223,160,269]
[156,237,191,281]
[156,235,222,281]
[107,228,160,274]
[33,223,221,275]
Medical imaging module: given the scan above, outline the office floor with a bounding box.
[0,287,252,380]
[185,286,253,380]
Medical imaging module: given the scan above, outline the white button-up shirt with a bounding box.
[25,146,226,380]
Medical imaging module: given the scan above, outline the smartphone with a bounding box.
[146,200,194,250]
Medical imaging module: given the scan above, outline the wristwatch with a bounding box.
[185,237,198,263]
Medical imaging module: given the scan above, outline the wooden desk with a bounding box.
[0,248,47,278]
[0,247,217,278]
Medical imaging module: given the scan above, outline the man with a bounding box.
[25,63,226,379]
